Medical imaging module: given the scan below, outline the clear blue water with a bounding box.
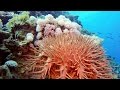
[69,11,120,64]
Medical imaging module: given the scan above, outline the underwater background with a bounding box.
[0,11,119,79]
[69,11,120,64]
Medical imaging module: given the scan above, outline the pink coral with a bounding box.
[35,14,82,39]
[44,24,56,36]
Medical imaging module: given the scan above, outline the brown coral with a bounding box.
[13,43,40,78]
[38,33,113,79]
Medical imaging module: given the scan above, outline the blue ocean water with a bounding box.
[69,11,120,64]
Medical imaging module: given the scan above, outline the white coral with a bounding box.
[70,29,81,35]
[55,27,62,35]
[26,33,34,37]
[83,34,104,45]
[37,19,47,26]
[29,16,37,21]
[91,35,104,45]
[34,40,42,46]
[36,25,42,32]
[36,32,42,40]
[64,21,72,29]
[63,29,69,33]
[71,22,82,30]
[57,19,65,26]
[26,33,34,42]
[5,60,18,67]
[57,15,66,20]
[45,14,54,20]
[45,14,55,23]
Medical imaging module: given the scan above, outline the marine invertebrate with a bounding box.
[5,60,18,68]
[14,43,45,79]
[38,33,113,79]
[1,12,112,79]
[0,60,18,79]
[107,55,120,79]
[0,64,13,79]
[82,34,104,45]
[6,11,36,36]
[25,33,34,42]
[34,14,82,46]
[6,11,30,31]
[4,11,37,50]
[35,14,82,39]
[0,30,11,65]
[0,19,3,30]
[44,24,56,36]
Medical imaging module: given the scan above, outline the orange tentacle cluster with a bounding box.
[39,33,113,79]
[15,44,47,79]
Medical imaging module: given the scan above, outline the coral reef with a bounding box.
[9,33,110,79]
[107,55,120,79]
[0,28,11,65]
[0,19,3,30]
[6,11,36,32]
[0,12,37,79]
[1,11,93,35]
[80,28,96,36]
[4,11,37,50]
[38,33,113,79]
[12,43,42,79]
[0,60,18,79]
[0,11,14,25]
[0,11,114,79]
[34,14,82,46]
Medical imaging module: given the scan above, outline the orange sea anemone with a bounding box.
[39,33,113,79]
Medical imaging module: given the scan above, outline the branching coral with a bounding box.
[38,33,113,79]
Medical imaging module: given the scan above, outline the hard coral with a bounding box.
[39,33,113,79]
[44,24,55,36]
[35,14,82,40]
[6,11,36,32]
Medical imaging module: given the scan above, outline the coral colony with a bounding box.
[0,11,115,79]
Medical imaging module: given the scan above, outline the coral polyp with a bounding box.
[39,33,113,79]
